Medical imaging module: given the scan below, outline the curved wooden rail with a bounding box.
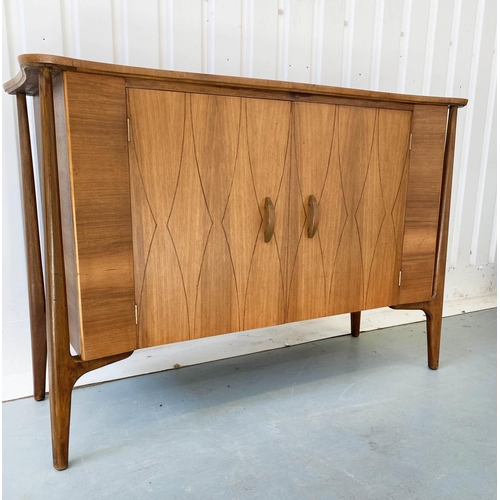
[4,54,468,108]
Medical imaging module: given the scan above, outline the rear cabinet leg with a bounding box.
[424,306,443,370]
[351,311,361,337]
[16,93,47,401]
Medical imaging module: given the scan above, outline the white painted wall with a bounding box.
[2,0,496,401]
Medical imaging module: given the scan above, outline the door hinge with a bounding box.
[127,118,131,142]
[409,133,413,151]
[398,270,402,287]
[134,304,138,324]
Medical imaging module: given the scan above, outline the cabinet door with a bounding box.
[127,90,290,347]
[287,103,412,322]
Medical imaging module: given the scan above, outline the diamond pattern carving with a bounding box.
[364,109,413,308]
[129,89,412,345]
[287,102,338,321]
[167,105,213,337]
[355,113,387,300]
[129,143,157,311]
[222,98,290,329]
[128,89,192,346]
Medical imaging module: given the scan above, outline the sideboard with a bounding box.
[4,54,467,470]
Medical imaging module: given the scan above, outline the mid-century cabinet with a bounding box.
[4,55,467,469]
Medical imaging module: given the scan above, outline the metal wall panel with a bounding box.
[2,0,496,396]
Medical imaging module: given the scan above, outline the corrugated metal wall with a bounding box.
[4,0,497,262]
[2,0,496,396]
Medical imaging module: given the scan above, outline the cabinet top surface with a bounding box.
[4,53,468,107]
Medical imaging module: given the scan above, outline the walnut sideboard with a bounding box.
[4,54,467,470]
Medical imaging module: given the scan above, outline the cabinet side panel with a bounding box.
[53,72,81,355]
[399,105,448,304]
[64,72,137,360]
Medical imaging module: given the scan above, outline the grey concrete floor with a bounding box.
[3,309,497,500]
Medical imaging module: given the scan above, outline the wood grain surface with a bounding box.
[287,101,341,322]
[16,93,47,401]
[4,54,467,109]
[225,97,290,331]
[399,105,448,304]
[287,103,412,322]
[57,72,136,360]
[365,108,411,309]
[5,50,464,470]
[35,69,135,470]
[125,77,415,111]
[128,90,291,345]
[392,106,459,369]
[129,88,416,344]
[53,72,440,353]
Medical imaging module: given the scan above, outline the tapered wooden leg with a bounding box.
[392,300,443,369]
[16,94,47,401]
[351,311,361,337]
[38,68,134,470]
[47,302,132,470]
[424,305,442,370]
[47,346,132,470]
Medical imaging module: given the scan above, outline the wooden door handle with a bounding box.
[307,195,320,238]
[263,197,275,242]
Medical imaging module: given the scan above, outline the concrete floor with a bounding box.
[3,309,496,500]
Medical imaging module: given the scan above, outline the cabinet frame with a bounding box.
[4,54,465,470]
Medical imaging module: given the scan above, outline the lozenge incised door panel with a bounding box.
[128,89,290,347]
[221,97,291,332]
[128,89,193,347]
[287,103,412,323]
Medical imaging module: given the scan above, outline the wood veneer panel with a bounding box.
[225,98,290,330]
[125,77,414,111]
[4,54,467,108]
[63,72,136,360]
[129,90,243,343]
[129,90,291,345]
[128,89,191,347]
[326,105,377,315]
[288,104,411,321]
[287,102,341,322]
[186,93,241,339]
[363,109,412,309]
[399,105,448,304]
[175,92,290,338]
